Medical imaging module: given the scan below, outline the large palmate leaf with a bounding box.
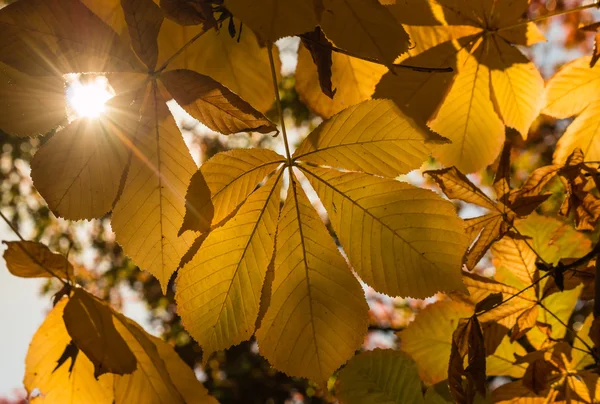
[336,349,425,404]
[0,0,277,292]
[177,99,468,383]
[26,296,218,404]
[544,57,600,164]
[377,0,545,173]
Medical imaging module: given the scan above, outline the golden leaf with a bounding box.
[160,69,276,134]
[3,241,73,279]
[121,0,164,69]
[255,176,369,385]
[176,173,283,360]
[223,0,317,41]
[112,83,198,293]
[63,289,137,378]
[320,0,410,64]
[0,64,66,137]
[31,117,130,220]
[293,99,444,178]
[336,349,425,404]
[399,299,474,385]
[302,166,468,298]
[295,44,386,119]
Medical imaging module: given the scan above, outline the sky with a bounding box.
[0,225,48,398]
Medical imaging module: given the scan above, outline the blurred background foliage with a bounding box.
[1,0,600,402]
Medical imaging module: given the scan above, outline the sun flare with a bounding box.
[66,76,115,119]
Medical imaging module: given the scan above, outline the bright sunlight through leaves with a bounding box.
[66,75,114,119]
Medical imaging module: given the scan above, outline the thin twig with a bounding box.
[476,272,551,316]
[0,211,68,285]
[537,300,599,363]
[298,33,453,73]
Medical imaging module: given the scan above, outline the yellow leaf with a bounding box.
[176,172,283,360]
[429,46,505,173]
[3,241,73,279]
[464,214,506,269]
[255,176,368,384]
[570,314,595,371]
[487,37,545,137]
[295,44,387,119]
[552,99,600,165]
[492,380,548,403]
[24,300,114,404]
[293,99,444,178]
[160,0,214,26]
[320,0,410,64]
[112,83,198,293]
[223,0,317,41]
[0,64,66,137]
[63,289,137,378]
[516,213,592,266]
[121,0,164,70]
[491,234,538,291]
[425,167,497,210]
[181,149,285,233]
[543,57,600,119]
[398,300,474,385]
[462,273,536,329]
[374,41,460,126]
[497,23,546,47]
[164,23,279,113]
[152,335,219,404]
[0,0,142,76]
[336,349,425,404]
[490,0,545,46]
[528,285,583,349]
[302,166,468,298]
[31,118,129,220]
[160,69,276,134]
[486,336,528,378]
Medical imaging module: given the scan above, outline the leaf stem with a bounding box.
[298,33,453,73]
[267,43,293,166]
[0,210,68,285]
[497,1,599,32]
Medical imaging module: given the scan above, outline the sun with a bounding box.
[66,75,115,119]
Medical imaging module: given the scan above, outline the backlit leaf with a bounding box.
[63,289,137,377]
[0,64,66,137]
[180,149,284,234]
[336,349,425,404]
[302,166,468,298]
[320,0,410,64]
[256,176,369,384]
[486,37,544,137]
[552,99,600,164]
[121,0,164,70]
[293,99,445,178]
[223,0,317,41]
[0,0,142,76]
[112,84,198,293]
[24,299,114,404]
[160,69,276,135]
[165,23,279,113]
[399,300,474,385]
[486,336,528,378]
[295,44,387,119]
[176,172,283,360]
[3,241,73,279]
[429,46,505,174]
[31,117,129,220]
